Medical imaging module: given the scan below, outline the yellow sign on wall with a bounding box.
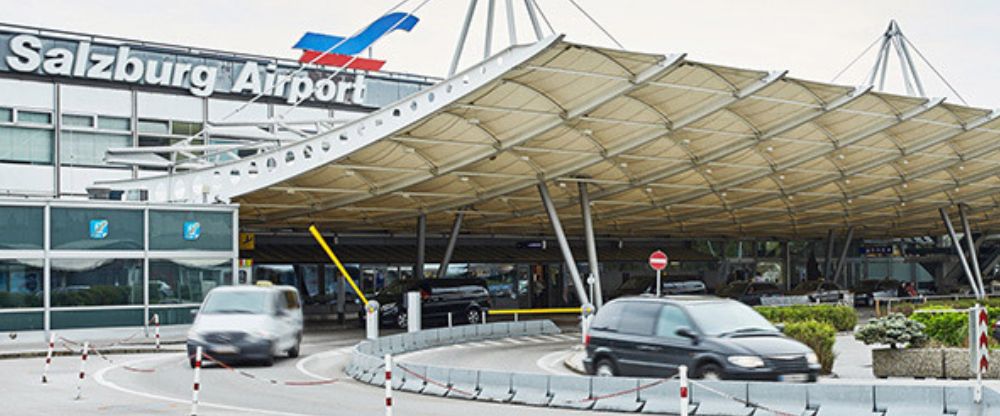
[239,233,255,250]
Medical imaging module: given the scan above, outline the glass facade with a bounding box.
[0,259,43,308]
[149,210,233,251]
[148,258,231,304]
[50,258,143,306]
[0,206,43,249]
[51,207,143,250]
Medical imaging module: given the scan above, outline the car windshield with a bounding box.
[201,291,271,315]
[687,301,777,336]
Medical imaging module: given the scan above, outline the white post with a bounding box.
[42,332,55,383]
[678,364,689,416]
[514,312,518,322]
[191,346,202,416]
[385,354,394,416]
[154,313,161,350]
[481,310,487,325]
[656,269,662,297]
[75,342,89,400]
[366,301,380,340]
[407,291,421,333]
[447,312,453,328]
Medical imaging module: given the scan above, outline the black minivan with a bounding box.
[359,278,492,329]
[584,296,820,382]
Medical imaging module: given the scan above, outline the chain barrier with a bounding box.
[688,379,799,416]
[56,315,159,350]
[199,351,345,387]
[394,363,474,397]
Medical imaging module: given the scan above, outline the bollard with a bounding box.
[481,310,487,325]
[385,354,393,416]
[154,313,161,350]
[366,301,380,340]
[75,342,89,400]
[678,365,689,416]
[191,346,202,416]
[406,291,421,333]
[42,332,55,383]
[514,312,518,322]
[447,312,453,328]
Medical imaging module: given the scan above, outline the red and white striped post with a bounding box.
[153,313,161,350]
[384,354,393,416]
[75,342,89,400]
[678,365,689,416]
[42,332,55,383]
[191,346,202,416]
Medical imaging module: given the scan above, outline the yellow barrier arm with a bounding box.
[488,307,583,315]
[308,225,369,306]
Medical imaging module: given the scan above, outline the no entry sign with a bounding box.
[649,250,668,271]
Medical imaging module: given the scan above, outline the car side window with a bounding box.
[618,302,661,336]
[654,305,692,339]
[590,301,624,331]
[283,290,300,310]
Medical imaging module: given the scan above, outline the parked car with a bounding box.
[716,281,783,306]
[583,296,820,382]
[358,278,491,329]
[609,275,708,299]
[852,279,898,307]
[789,280,849,303]
[186,282,303,367]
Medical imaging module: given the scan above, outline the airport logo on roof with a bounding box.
[293,12,420,71]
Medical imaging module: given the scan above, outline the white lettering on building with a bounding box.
[4,34,366,105]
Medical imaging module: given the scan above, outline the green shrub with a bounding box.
[754,304,858,332]
[783,320,836,374]
[854,313,928,349]
[910,311,967,347]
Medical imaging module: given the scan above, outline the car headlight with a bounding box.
[187,330,205,342]
[806,352,819,365]
[727,355,765,368]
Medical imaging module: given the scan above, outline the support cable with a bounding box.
[566,0,624,49]
[901,35,969,105]
[529,0,556,35]
[830,34,883,84]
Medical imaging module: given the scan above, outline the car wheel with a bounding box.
[694,363,724,380]
[395,311,409,329]
[466,308,481,324]
[595,359,617,377]
[288,336,301,359]
[261,355,274,367]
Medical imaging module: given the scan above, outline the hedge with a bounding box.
[754,304,858,332]
[783,320,836,374]
[910,304,999,348]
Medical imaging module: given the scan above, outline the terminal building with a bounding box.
[2,17,999,333]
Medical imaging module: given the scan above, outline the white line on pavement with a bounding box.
[93,354,323,416]
[295,347,351,380]
[535,350,577,376]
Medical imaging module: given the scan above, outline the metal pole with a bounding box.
[449,0,479,77]
[415,214,426,280]
[538,183,590,306]
[897,32,926,97]
[484,0,495,59]
[438,211,465,279]
[655,269,662,297]
[191,346,202,415]
[407,291,421,332]
[366,301,380,339]
[504,0,517,45]
[960,204,986,297]
[678,365,690,416]
[385,354,394,416]
[890,34,916,96]
[824,229,836,279]
[523,0,544,40]
[832,226,855,285]
[940,208,982,299]
[784,241,792,291]
[578,182,603,307]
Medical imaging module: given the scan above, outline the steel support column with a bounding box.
[832,226,855,285]
[940,207,982,299]
[538,183,590,306]
[437,210,465,279]
[959,204,986,297]
[415,214,426,280]
[784,241,792,291]
[578,182,603,308]
[823,229,836,278]
[448,0,479,77]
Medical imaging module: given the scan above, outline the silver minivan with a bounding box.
[186,283,304,367]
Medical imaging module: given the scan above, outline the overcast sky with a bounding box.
[1,0,997,107]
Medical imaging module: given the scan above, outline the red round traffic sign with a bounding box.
[649,250,668,271]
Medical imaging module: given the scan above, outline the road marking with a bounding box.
[480,340,505,347]
[295,347,351,380]
[535,335,567,343]
[94,354,323,416]
[535,350,578,376]
[503,337,526,345]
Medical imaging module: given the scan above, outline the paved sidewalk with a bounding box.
[0,325,190,358]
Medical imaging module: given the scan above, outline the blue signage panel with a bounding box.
[89,219,108,240]
[183,221,201,241]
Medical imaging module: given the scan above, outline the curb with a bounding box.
[0,345,185,360]
[562,348,587,375]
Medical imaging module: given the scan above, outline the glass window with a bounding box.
[138,119,169,134]
[98,116,131,132]
[0,126,54,164]
[60,130,131,166]
[50,207,144,250]
[0,108,11,123]
[590,300,625,331]
[149,258,231,305]
[655,305,692,339]
[0,206,44,249]
[171,121,203,136]
[0,259,44,308]
[50,259,143,306]
[687,301,776,336]
[149,210,233,251]
[62,114,94,128]
[18,111,52,125]
[201,290,271,315]
[618,302,661,335]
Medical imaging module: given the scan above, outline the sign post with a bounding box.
[971,303,988,403]
[649,250,668,297]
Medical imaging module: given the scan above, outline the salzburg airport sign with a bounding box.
[1,33,366,105]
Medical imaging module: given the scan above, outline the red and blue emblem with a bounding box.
[293,12,419,71]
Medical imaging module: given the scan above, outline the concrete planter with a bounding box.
[872,347,1000,379]
[872,348,943,378]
